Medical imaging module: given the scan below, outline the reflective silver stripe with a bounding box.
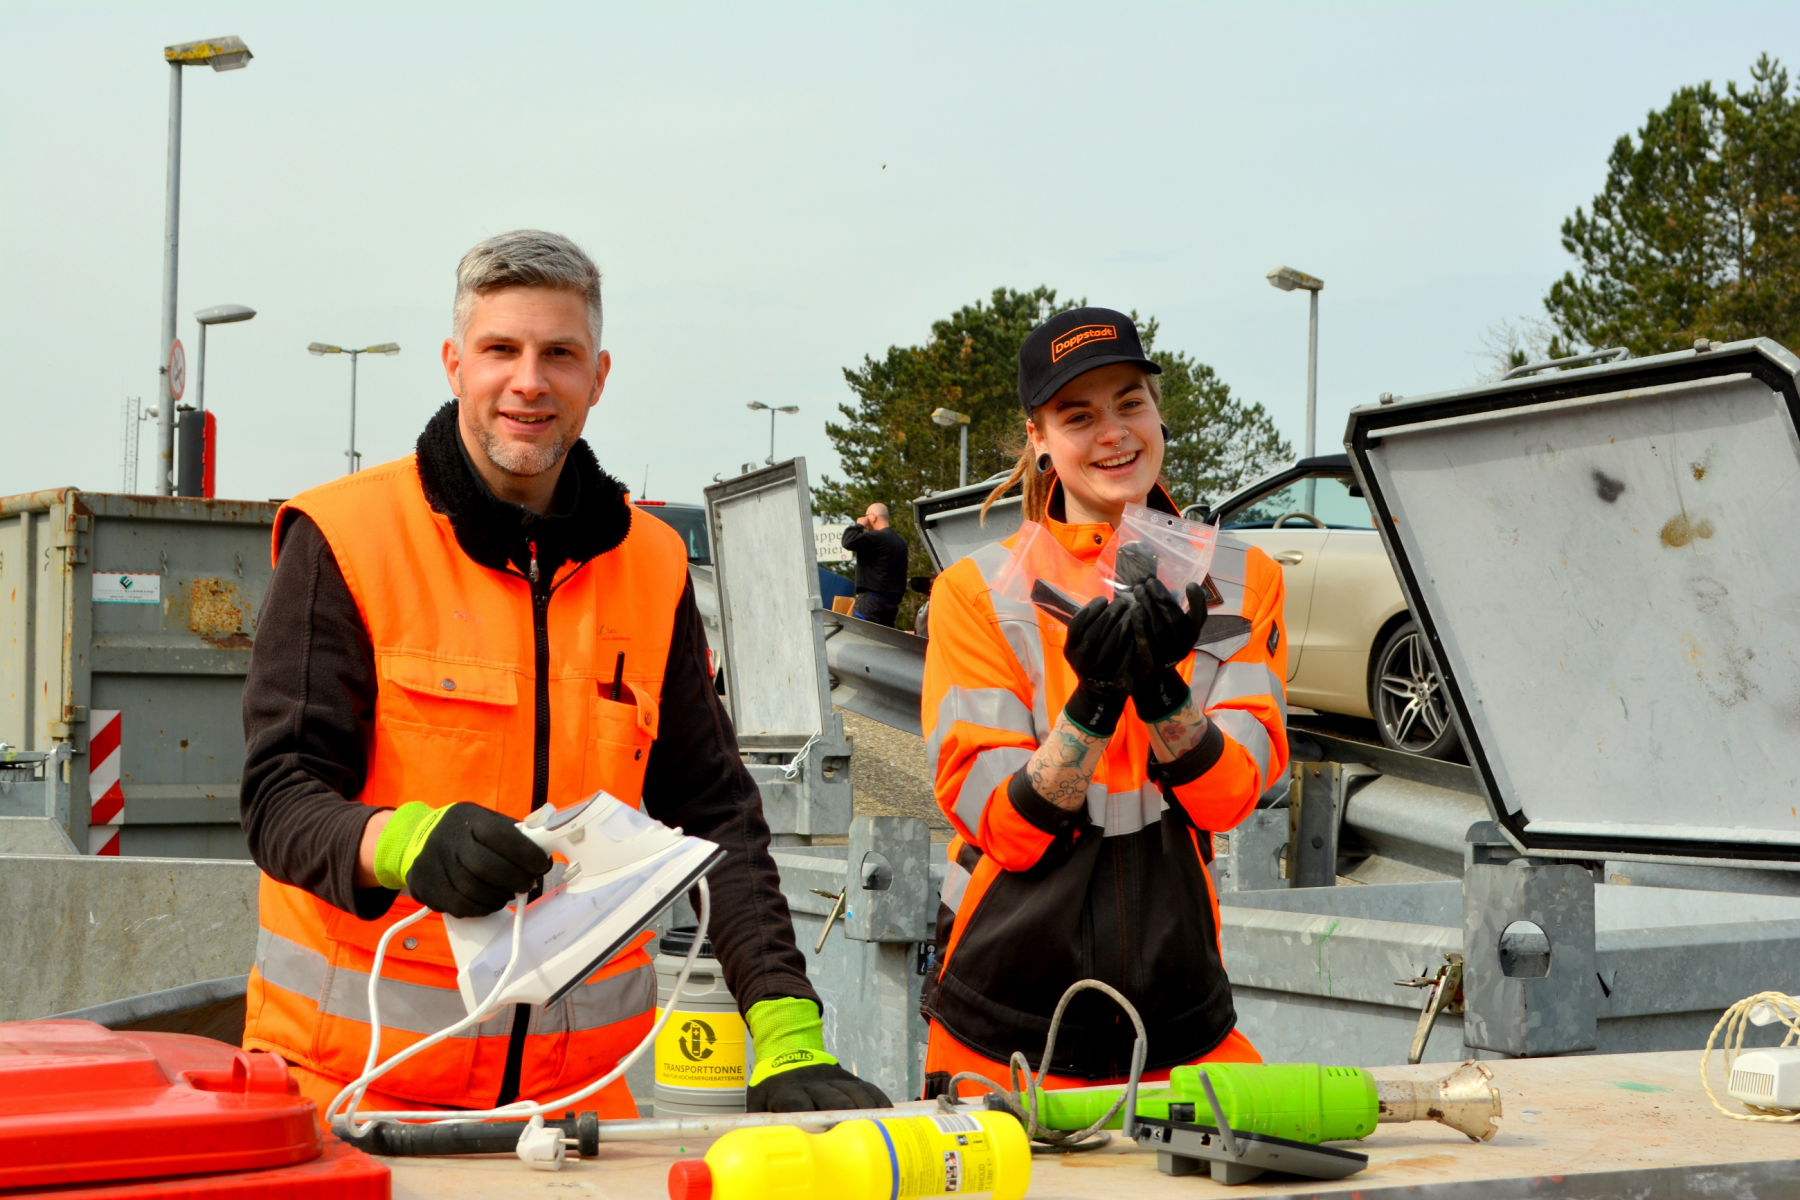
[1212,709,1274,786]
[256,930,650,1038]
[529,963,657,1035]
[257,930,493,1037]
[940,856,972,912]
[1188,655,1220,702]
[1086,780,1168,837]
[954,746,1033,833]
[1198,540,1255,660]
[971,543,1051,737]
[1207,540,1251,612]
[1209,662,1288,725]
[925,686,1038,771]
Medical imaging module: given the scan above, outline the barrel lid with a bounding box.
[658,924,718,959]
[1347,338,1800,865]
[0,1020,323,1190]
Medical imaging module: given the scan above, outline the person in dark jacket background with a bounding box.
[840,503,909,627]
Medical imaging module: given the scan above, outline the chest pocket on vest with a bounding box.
[375,655,517,810]
[581,685,659,805]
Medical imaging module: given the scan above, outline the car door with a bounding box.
[1300,476,1406,717]
[1216,474,1331,682]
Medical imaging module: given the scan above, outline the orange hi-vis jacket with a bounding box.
[240,455,689,1110]
[919,501,1288,1082]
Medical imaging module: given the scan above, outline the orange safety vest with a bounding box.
[241,454,689,1110]
[919,500,1287,1080]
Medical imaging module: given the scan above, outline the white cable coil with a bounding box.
[1700,990,1800,1122]
[324,878,712,1135]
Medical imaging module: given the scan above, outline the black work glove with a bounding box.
[1131,578,1209,722]
[405,802,551,918]
[746,1062,893,1113]
[1061,595,1146,737]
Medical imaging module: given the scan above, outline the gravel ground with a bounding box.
[837,707,953,841]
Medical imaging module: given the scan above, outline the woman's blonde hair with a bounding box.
[981,371,1164,524]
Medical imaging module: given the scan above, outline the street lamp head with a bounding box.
[746,401,771,412]
[366,343,401,356]
[308,343,343,356]
[776,405,800,415]
[1266,266,1324,293]
[165,36,253,71]
[196,304,256,326]
[931,407,970,427]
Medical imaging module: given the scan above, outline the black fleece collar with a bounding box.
[413,400,632,578]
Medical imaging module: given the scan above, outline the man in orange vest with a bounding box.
[239,229,889,1119]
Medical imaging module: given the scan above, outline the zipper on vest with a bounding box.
[497,561,555,1108]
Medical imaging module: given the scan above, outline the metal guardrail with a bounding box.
[822,613,927,737]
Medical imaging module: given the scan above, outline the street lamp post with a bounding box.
[746,401,800,464]
[194,305,256,415]
[931,407,971,488]
[155,36,253,496]
[309,343,401,474]
[1266,266,1324,460]
[178,304,255,497]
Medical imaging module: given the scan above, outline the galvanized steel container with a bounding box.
[0,490,277,859]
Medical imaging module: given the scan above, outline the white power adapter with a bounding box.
[1726,1047,1800,1113]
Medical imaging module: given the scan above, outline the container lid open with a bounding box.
[1347,339,1800,866]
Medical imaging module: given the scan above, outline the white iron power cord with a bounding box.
[323,878,712,1133]
[1700,990,1800,1122]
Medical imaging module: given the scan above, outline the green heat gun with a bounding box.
[1035,1060,1502,1144]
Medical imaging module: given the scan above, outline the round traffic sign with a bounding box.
[168,340,186,402]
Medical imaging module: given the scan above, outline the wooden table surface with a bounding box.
[387,1050,1800,1199]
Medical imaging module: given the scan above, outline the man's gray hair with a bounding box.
[453,230,603,348]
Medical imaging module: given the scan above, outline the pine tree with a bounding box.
[1545,55,1800,356]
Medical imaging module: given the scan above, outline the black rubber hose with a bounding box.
[330,1112,599,1157]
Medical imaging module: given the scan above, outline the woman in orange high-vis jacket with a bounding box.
[920,307,1288,1099]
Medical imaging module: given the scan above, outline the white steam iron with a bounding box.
[442,791,724,1014]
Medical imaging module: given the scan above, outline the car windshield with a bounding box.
[636,505,711,564]
[1221,474,1374,531]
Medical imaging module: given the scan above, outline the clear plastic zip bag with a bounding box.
[1094,502,1220,600]
[990,521,1110,627]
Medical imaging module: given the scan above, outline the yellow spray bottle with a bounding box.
[666,1111,1031,1200]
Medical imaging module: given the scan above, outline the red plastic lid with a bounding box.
[0,1021,322,1191]
[667,1158,713,1200]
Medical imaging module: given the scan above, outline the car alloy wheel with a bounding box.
[1372,621,1462,759]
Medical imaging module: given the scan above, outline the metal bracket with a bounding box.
[1396,952,1464,1064]
[810,888,848,954]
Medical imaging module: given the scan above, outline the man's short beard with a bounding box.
[474,423,570,478]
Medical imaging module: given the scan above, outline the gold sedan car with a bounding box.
[1191,454,1460,759]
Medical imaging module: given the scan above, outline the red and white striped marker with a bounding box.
[88,709,123,856]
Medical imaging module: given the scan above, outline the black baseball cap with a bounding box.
[1017,306,1161,413]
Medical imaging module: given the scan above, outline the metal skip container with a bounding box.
[1223,338,1800,1066]
[652,926,748,1116]
[0,490,276,859]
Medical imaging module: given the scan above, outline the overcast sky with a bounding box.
[0,3,1786,506]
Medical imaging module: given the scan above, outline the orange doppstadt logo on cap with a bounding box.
[1050,324,1118,362]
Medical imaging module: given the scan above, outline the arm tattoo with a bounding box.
[1148,695,1208,762]
[1026,715,1108,811]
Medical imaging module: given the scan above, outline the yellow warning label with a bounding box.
[653,1008,746,1088]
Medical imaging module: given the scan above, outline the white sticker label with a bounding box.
[93,573,161,604]
[930,1113,980,1133]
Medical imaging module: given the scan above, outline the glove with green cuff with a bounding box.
[744,996,892,1112]
[373,801,550,919]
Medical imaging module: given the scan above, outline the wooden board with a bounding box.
[388,1050,1799,1198]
